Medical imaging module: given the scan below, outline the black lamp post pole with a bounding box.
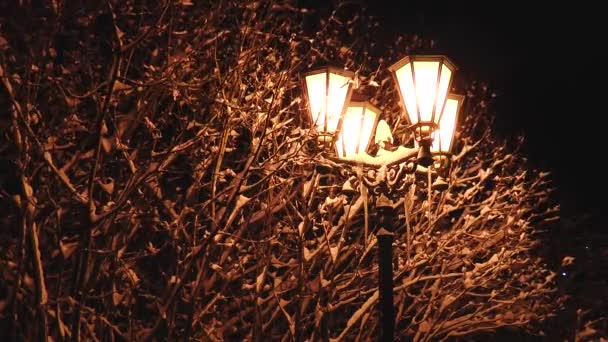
[376,197,395,341]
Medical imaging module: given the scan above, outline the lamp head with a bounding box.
[302,66,355,149]
[388,55,457,142]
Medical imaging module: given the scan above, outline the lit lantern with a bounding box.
[389,55,457,166]
[431,94,464,155]
[302,67,355,141]
[431,94,464,191]
[335,101,380,158]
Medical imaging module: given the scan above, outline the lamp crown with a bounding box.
[388,55,458,73]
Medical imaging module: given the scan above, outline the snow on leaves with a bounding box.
[0,0,563,341]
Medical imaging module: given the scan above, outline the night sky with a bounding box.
[363,1,608,218]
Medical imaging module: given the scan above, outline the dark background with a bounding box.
[362,1,607,217]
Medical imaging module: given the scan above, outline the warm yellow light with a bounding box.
[374,119,393,147]
[335,102,380,158]
[303,68,354,135]
[432,94,464,154]
[304,73,326,129]
[389,56,456,132]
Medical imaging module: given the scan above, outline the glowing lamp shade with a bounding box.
[431,94,464,154]
[335,102,380,158]
[303,67,355,137]
[388,55,457,138]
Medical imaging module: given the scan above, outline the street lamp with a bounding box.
[431,94,464,156]
[302,67,355,143]
[388,55,457,167]
[335,101,380,158]
[430,94,464,191]
[302,55,462,341]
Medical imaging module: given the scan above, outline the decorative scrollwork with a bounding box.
[313,145,426,205]
[338,160,417,202]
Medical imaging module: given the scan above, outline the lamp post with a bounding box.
[302,55,463,341]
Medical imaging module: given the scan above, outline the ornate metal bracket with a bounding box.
[314,146,421,206]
